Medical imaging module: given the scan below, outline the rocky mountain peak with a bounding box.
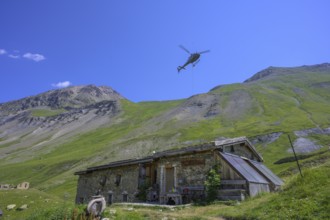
[43,85,125,108]
[0,85,125,114]
[243,66,277,83]
[244,63,330,83]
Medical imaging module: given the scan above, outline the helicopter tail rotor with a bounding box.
[177,66,185,72]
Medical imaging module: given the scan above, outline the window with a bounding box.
[230,145,235,153]
[115,174,121,186]
[108,191,113,205]
[123,194,128,202]
[99,176,107,186]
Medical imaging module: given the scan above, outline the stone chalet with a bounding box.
[75,137,283,205]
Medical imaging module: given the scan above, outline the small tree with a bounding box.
[136,181,150,201]
[204,166,221,203]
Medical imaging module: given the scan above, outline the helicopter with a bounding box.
[177,45,210,72]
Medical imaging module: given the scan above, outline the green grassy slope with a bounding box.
[0,188,65,220]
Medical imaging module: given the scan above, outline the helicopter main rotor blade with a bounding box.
[198,50,210,54]
[179,45,191,54]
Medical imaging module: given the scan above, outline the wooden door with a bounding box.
[165,167,174,192]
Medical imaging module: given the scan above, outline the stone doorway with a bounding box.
[165,167,174,192]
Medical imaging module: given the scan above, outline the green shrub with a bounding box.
[136,181,151,201]
[204,166,221,203]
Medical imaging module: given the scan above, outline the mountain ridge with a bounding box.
[244,62,330,83]
[0,84,124,113]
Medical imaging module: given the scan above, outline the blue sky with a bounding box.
[1,1,329,103]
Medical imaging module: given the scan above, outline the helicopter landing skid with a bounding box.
[192,59,200,67]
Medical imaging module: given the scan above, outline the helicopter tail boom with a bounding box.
[177,66,185,72]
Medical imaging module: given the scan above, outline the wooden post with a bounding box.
[287,134,303,178]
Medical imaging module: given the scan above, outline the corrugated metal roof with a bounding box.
[247,160,284,186]
[219,152,269,184]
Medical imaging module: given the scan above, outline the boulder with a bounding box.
[17,204,28,211]
[6,204,16,210]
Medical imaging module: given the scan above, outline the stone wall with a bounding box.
[158,151,218,188]
[17,182,30,190]
[156,150,221,203]
[76,164,140,204]
[76,151,223,204]
[0,183,29,190]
